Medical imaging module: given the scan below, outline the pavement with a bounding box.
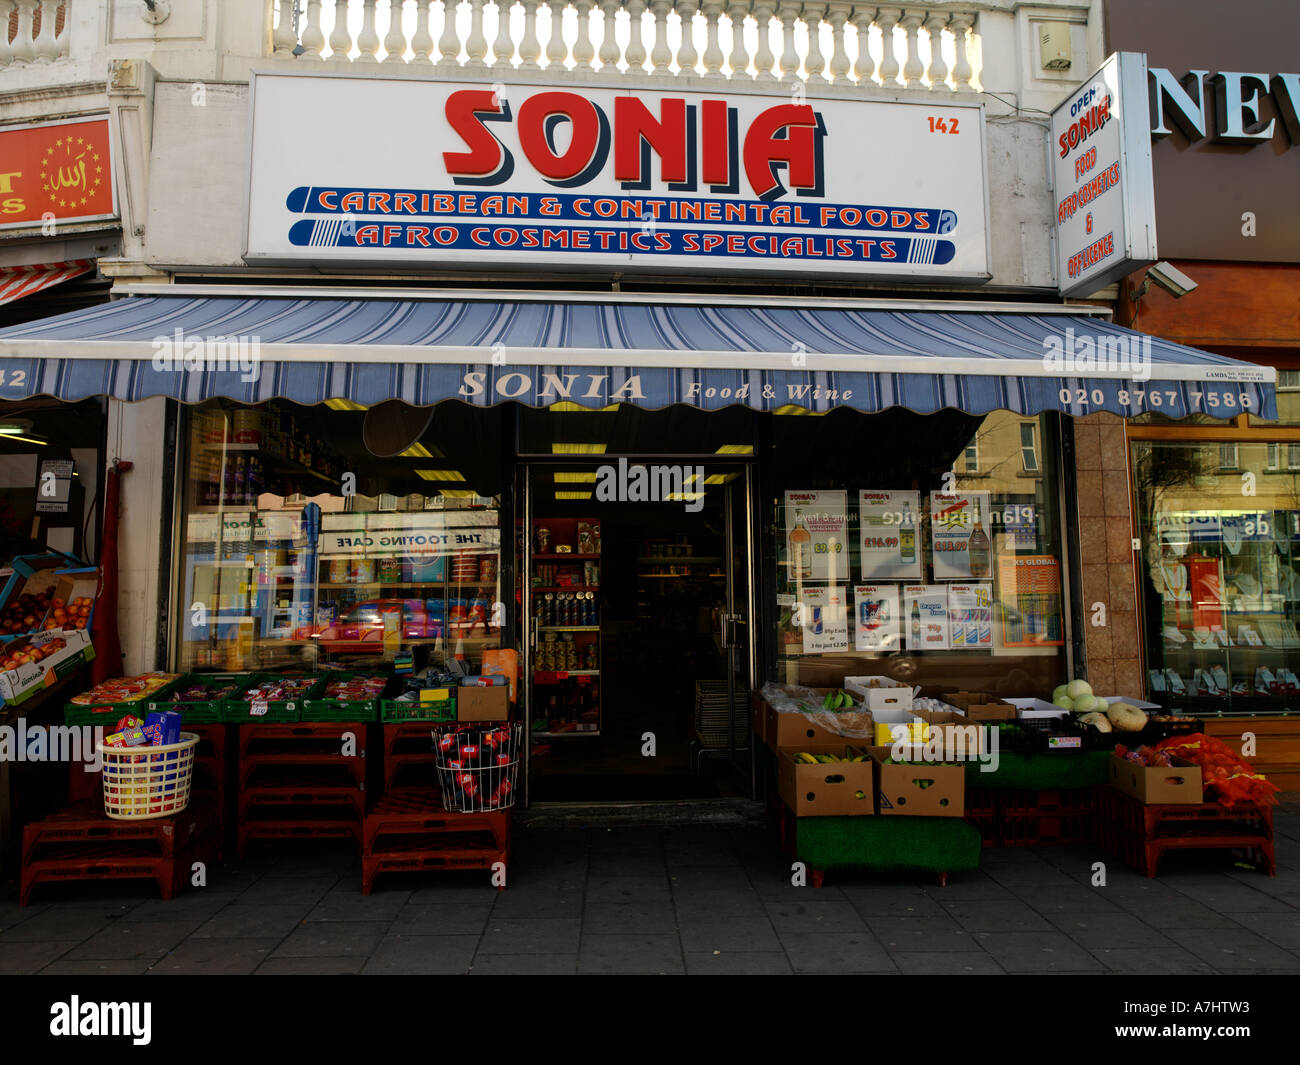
[2,803,1299,975]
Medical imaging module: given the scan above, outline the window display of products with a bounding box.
[1133,437,1300,712]
[772,412,1068,695]
[176,399,505,676]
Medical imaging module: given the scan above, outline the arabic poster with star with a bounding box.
[0,117,116,231]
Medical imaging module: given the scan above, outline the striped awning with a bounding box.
[0,290,1276,420]
[0,259,93,307]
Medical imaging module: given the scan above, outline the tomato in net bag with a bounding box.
[1155,734,1280,807]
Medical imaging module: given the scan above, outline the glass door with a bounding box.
[722,467,756,788]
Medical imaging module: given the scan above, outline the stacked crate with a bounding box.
[20,794,220,905]
[1095,786,1276,877]
[362,692,510,894]
[236,723,366,857]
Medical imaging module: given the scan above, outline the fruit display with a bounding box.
[1138,734,1282,807]
[1051,678,1106,714]
[322,674,387,701]
[44,596,94,631]
[68,672,179,706]
[792,751,869,764]
[1105,700,1147,732]
[0,635,67,672]
[819,689,859,710]
[0,589,51,635]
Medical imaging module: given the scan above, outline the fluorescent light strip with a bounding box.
[414,469,466,481]
[715,444,754,455]
[325,398,367,411]
[554,472,599,483]
[555,491,594,500]
[552,443,607,454]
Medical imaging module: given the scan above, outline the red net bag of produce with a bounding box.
[1155,733,1280,807]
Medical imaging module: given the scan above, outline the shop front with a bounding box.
[0,287,1278,805]
[1098,0,1300,785]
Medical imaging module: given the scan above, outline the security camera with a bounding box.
[1130,261,1198,303]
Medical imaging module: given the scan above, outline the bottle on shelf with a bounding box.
[910,598,922,647]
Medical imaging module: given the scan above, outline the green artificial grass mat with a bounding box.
[965,751,1110,790]
[792,815,982,872]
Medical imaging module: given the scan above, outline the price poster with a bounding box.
[799,585,850,654]
[997,556,1064,647]
[859,490,922,580]
[947,583,993,650]
[903,584,950,651]
[999,503,1037,551]
[853,583,901,652]
[930,491,992,580]
[785,490,848,583]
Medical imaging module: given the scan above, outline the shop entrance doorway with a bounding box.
[521,459,754,803]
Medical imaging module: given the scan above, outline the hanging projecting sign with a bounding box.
[245,72,990,280]
[1050,52,1157,296]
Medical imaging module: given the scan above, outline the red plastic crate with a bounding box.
[238,722,367,757]
[999,786,1096,817]
[363,788,510,853]
[22,795,221,863]
[20,830,219,905]
[362,837,508,895]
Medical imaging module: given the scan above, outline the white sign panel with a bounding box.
[799,585,850,654]
[948,583,993,650]
[785,490,848,583]
[859,491,922,580]
[247,73,990,280]
[904,585,950,651]
[930,491,993,581]
[854,583,901,652]
[1051,52,1157,296]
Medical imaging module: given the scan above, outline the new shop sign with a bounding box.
[245,72,990,280]
[1050,52,1157,297]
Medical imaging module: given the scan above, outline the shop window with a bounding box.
[767,410,1069,699]
[175,399,507,674]
[1131,437,1300,714]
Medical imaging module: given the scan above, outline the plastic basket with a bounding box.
[432,723,520,813]
[99,732,199,820]
[380,697,457,723]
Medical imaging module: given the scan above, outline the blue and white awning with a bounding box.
[0,289,1276,420]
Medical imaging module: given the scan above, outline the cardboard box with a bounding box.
[759,702,873,743]
[456,685,510,722]
[1108,754,1203,804]
[763,687,873,748]
[777,745,875,816]
[910,707,990,755]
[869,746,965,817]
[750,691,768,747]
[871,705,929,746]
[941,691,1018,721]
[43,568,98,634]
[0,629,95,706]
[844,675,914,711]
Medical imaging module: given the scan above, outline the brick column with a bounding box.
[1074,412,1143,697]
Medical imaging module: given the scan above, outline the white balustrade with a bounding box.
[0,0,71,67]
[257,0,982,90]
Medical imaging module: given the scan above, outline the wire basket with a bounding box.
[99,732,199,820]
[432,723,521,813]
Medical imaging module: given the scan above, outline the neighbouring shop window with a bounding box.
[767,410,1069,698]
[1132,437,1300,713]
[175,399,506,673]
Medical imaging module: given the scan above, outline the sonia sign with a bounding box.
[1050,52,1157,297]
[245,72,989,280]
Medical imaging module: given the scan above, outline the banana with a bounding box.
[795,752,818,764]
